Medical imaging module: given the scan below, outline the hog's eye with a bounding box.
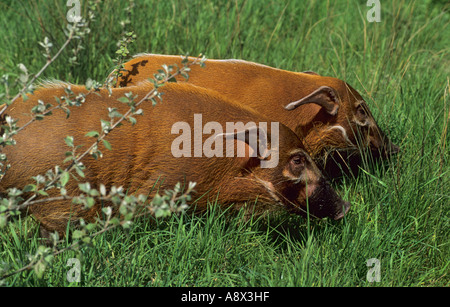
[357,105,366,117]
[293,156,302,164]
[286,153,307,179]
[291,154,305,166]
[354,104,370,127]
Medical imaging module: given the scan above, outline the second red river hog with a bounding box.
[111,54,399,176]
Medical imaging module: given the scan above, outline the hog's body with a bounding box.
[1,82,349,235]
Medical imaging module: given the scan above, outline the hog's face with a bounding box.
[248,125,350,220]
[350,97,399,158]
[295,81,399,177]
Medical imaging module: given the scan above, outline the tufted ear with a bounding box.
[284,86,340,116]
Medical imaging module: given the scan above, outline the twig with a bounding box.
[0,27,76,117]
[1,55,204,217]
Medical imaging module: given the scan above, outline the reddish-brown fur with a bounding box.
[113,54,399,176]
[1,82,349,235]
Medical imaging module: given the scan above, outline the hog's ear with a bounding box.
[215,125,270,160]
[284,86,340,116]
[301,70,320,76]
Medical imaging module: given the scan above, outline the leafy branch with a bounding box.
[0,1,207,283]
[0,51,206,281]
[0,53,206,220]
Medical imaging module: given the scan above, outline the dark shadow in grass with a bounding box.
[253,211,349,252]
[320,145,400,184]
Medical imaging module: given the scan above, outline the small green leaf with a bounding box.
[21,93,29,101]
[109,217,120,225]
[37,190,49,196]
[89,189,99,197]
[102,207,112,216]
[82,236,91,244]
[34,261,46,279]
[85,223,97,232]
[44,254,54,264]
[85,131,99,138]
[99,184,106,196]
[75,166,85,178]
[122,221,132,229]
[23,184,36,193]
[127,116,137,125]
[85,197,95,208]
[78,182,91,193]
[72,230,84,239]
[0,215,7,228]
[117,96,130,103]
[60,171,70,187]
[64,136,74,148]
[102,139,112,150]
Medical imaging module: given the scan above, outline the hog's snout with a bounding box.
[307,178,351,220]
[333,200,351,220]
[385,141,400,156]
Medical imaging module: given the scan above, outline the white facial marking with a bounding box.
[327,125,355,146]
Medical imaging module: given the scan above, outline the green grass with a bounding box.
[0,0,448,286]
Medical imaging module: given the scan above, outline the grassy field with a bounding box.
[0,0,448,287]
